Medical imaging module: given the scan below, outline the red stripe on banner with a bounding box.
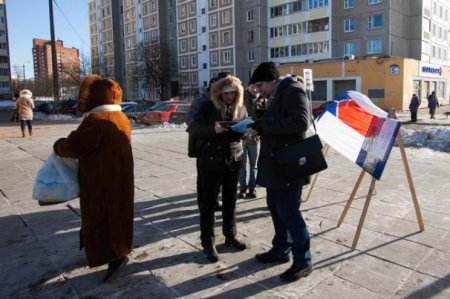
[338,100,375,136]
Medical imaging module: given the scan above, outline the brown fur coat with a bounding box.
[54,79,134,267]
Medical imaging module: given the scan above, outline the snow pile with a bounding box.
[132,121,187,130]
[0,100,15,109]
[34,113,81,121]
[400,127,450,153]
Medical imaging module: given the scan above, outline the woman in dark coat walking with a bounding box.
[189,75,248,262]
[408,94,420,122]
[53,77,134,282]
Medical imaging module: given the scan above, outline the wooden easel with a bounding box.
[305,134,424,250]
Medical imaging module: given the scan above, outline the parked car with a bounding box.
[168,105,191,124]
[312,101,333,118]
[60,99,78,114]
[33,101,56,114]
[140,102,191,125]
[121,104,154,121]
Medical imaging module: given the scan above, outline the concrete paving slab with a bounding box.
[1,111,449,298]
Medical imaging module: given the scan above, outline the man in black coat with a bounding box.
[248,62,313,283]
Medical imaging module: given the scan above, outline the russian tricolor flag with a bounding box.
[315,91,400,180]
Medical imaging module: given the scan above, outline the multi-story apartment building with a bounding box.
[89,0,126,95]
[32,39,80,97]
[88,0,450,107]
[332,0,450,65]
[0,0,12,99]
[177,0,268,100]
[268,0,331,64]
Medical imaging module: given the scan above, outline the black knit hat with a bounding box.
[250,62,280,84]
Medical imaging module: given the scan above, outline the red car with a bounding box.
[140,102,191,125]
[312,101,333,118]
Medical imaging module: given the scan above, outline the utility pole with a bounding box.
[49,0,60,105]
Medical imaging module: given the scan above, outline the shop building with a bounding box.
[278,56,450,111]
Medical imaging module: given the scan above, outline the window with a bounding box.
[367,39,382,54]
[221,10,230,24]
[247,10,254,21]
[344,0,354,9]
[180,56,188,68]
[180,39,187,51]
[368,15,382,29]
[344,42,354,55]
[223,31,230,44]
[248,51,255,61]
[308,0,329,9]
[190,38,197,50]
[210,33,218,47]
[211,52,218,64]
[223,50,231,63]
[247,30,254,42]
[368,0,382,4]
[344,19,354,32]
[191,73,198,85]
[190,55,197,67]
[209,14,217,27]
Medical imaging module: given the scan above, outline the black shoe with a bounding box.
[203,246,219,262]
[224,237,247,250]
[214,200,223,211]
[103,256,129,282]
[245,190,257,199]
[280,264,313,283]
[255,251,290,264]
[237,190,246,199]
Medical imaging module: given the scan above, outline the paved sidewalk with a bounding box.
[0,111,450,298]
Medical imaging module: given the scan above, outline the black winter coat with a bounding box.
[256,76,310,189]
[189,101,247,173]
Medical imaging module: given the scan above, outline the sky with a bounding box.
[7,0,90,79]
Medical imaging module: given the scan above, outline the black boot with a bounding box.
[203,245,219,262]
[280,263,313,283]
[225,237,247,250]
[103,256,129,282]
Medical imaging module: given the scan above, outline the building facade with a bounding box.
[32,39,80,98]
[0,0,11,99]
[88,0,450,108]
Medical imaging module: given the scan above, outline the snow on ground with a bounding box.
[399,127,450,153]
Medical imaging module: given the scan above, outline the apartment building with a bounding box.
[89,0,126,94]
[176,0,268,100]
[0,0,11,99]
[32,39,80,97]
[268,0,331,64]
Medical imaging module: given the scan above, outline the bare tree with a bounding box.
[136,42,177,101]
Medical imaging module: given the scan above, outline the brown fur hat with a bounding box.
[85,79,123,111]
[77,75,102,113]
[210,75,244,120]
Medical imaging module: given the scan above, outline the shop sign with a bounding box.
[390,64,400,75]
[419,62,443,78]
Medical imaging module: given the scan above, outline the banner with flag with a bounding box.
[314,91,400,180]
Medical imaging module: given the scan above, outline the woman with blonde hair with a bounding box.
[189,75,248,262]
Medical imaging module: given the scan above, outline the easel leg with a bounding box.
[337,169,366,227]
[397,135,424,231]
[351,177,377,250]
[303,144,330,202]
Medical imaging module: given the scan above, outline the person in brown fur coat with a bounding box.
[53,77,134,282]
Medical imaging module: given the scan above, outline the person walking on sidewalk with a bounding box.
[408,94,420,122]
[427,91,439,119]
[238,84,264,199]
[53,77,134,282]
[189,75,248,262]
[15,89,35,138]
[248,62,313,283]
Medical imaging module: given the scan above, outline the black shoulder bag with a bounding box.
[272,114,327,182]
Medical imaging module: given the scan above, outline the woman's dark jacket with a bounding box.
[256,76,310,189]
[189,101,247,173]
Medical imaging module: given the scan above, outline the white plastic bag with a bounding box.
[32,153,79,203]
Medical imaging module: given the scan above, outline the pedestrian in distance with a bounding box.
[247,62,313,283]
[53,77,134,283]
[408,94,420,122]
[188,75,248,262]
[427,91,439,119]
[15,89,35,138]
[238,84,264,199]
[186,72,231,211]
